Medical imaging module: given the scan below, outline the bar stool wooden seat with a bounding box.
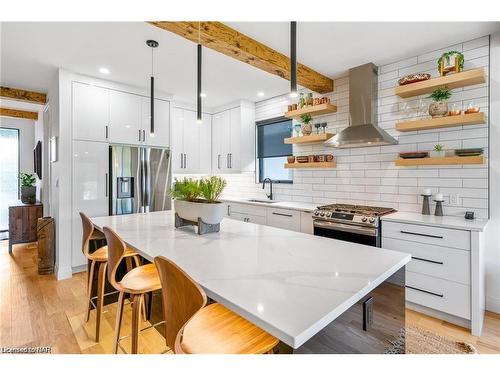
[154,256,279,354]
[103,226,161,354]
[80,212,140,342]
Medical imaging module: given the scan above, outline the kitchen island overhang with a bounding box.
[90,211,411,353]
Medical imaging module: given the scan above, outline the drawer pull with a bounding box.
[411,256,444,265]
[400,230,443,239]
[272,212,293,218]
[406,285,444,298]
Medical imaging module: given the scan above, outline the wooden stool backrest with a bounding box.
[154,256,207,352]
[79,212,94,258]
[102,226,127,292]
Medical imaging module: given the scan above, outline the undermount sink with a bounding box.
[246,199,279,204]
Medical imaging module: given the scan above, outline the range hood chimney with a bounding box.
[325,63,398,148]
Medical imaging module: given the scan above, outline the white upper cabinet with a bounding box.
[72,82,109,142]
[108,90,142,145]
[142,97,170,148]
[171,107,212,174]
[212,101,255,173]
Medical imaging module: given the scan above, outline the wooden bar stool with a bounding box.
[80,212,140,342]
[154,256,279,354]
[103,226,162,354]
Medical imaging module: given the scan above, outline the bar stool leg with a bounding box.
[95,261,107,342]
[112,291,125,354]
[131,294,143,354]
[85,260,96,322]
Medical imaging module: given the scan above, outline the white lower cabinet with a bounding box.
[300,211,314,234]
[266,207,301,232]
[226,203,267,224]
[71,141,109,268]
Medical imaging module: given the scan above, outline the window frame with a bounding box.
[255,116,293,184]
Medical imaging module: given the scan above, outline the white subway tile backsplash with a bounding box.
[216,36,489,218]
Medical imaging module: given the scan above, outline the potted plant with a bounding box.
[172,176,227,225]
[437,50,464,76]
[428,88,451,118]
[430,144,446,158]
[300,114,313,136]
[19,172,36,204]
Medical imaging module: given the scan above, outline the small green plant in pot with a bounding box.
[19,172,36,204]
[300,113,313,136]
[171,176,227,226]
[430,144,446,158]
[428,88,451,118]
[437,50,464,76]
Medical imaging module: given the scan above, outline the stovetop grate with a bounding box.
[316,203,396,217]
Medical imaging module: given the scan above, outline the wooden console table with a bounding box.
[8,200,43,254]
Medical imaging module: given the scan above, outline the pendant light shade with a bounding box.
[290,21,298,98]
[146,40,159,134]
[197,43,202,123]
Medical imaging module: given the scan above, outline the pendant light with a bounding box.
[289,21,298,98]
[196,22,203,124]
[146,39,159,134]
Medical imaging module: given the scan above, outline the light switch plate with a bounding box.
[450,193,460,206]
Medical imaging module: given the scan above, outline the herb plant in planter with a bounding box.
[437,50,464,76]
[430,144,446,158]
[300,113,313,136]
[172,176,227,226]
[19,172,36,204]
[428,88,451,118]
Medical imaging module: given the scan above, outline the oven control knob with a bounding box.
[361,216,367,222]
[320,211,325,217]
[369,217,375,223]
[326,212,332,217]
[314,211,320,216]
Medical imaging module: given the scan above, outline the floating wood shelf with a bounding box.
[285,161,336,169]
[284,133,334,144]
[395,155,484,166]
[284,103,337,119]
[396,112,486,132]
[395,68,486,98]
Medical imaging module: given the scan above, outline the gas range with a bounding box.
[313,204,396,247]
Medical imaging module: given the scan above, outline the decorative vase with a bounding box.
[20,186,36,204]
[429,101,448,118]
[301,123,313,136]
[287,156,295,163]
[294,124,301,137]
[173,199,225,225]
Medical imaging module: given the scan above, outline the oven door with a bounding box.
[313,220,379,247]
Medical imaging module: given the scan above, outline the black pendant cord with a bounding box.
[197,22,202,123]
[290,21,297,97]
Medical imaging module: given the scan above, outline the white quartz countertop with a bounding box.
[222,197,318,212]
[382,211,489,232]
[91,211,410,348]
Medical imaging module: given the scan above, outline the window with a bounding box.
[256,117,293,183]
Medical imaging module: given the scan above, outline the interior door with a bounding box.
[72,82,109,142]
[0,128,19,237]
[183,109,200,173]
[109,90,142,145]
[170,107,184,172]
[72,140,109,267]
[143,98,170,148]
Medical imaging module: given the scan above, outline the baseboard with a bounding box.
[406,301,471,330]
[486,296,500,314]
[55,264,73,280]
[72,264,87,274]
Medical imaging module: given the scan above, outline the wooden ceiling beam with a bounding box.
[0,107,38,120]
[0,86,47,105]
[148,21,334,94]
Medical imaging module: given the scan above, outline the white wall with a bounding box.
[0,116,35,174]
[486,32,500,312]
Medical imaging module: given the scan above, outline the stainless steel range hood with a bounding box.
[325,63,398,148]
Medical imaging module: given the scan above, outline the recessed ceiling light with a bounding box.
[257,92,265,97]
[99,67,110,75]
[200,92,207,98]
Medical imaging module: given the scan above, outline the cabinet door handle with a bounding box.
[229,153,232,168]
[400,230,443,239]
[406,285,444,298]
[227,205,231,216]
[139,129,142,142]
[180,153,183,168]
[226,154,229,168]
[105,125,109,139]
[105,173,108,197]
[272,212,293,217]
[143,130,146,142]
[184,154,187,169]
[411,256,444,265]
[218,154,221,169]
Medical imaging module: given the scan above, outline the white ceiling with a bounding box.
[1,22,499,108]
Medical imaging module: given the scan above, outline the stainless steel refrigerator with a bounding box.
[109,145,171,215]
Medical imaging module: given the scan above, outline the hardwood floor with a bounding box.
[1,240,499,354]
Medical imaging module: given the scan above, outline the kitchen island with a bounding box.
[91,211,411,353]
